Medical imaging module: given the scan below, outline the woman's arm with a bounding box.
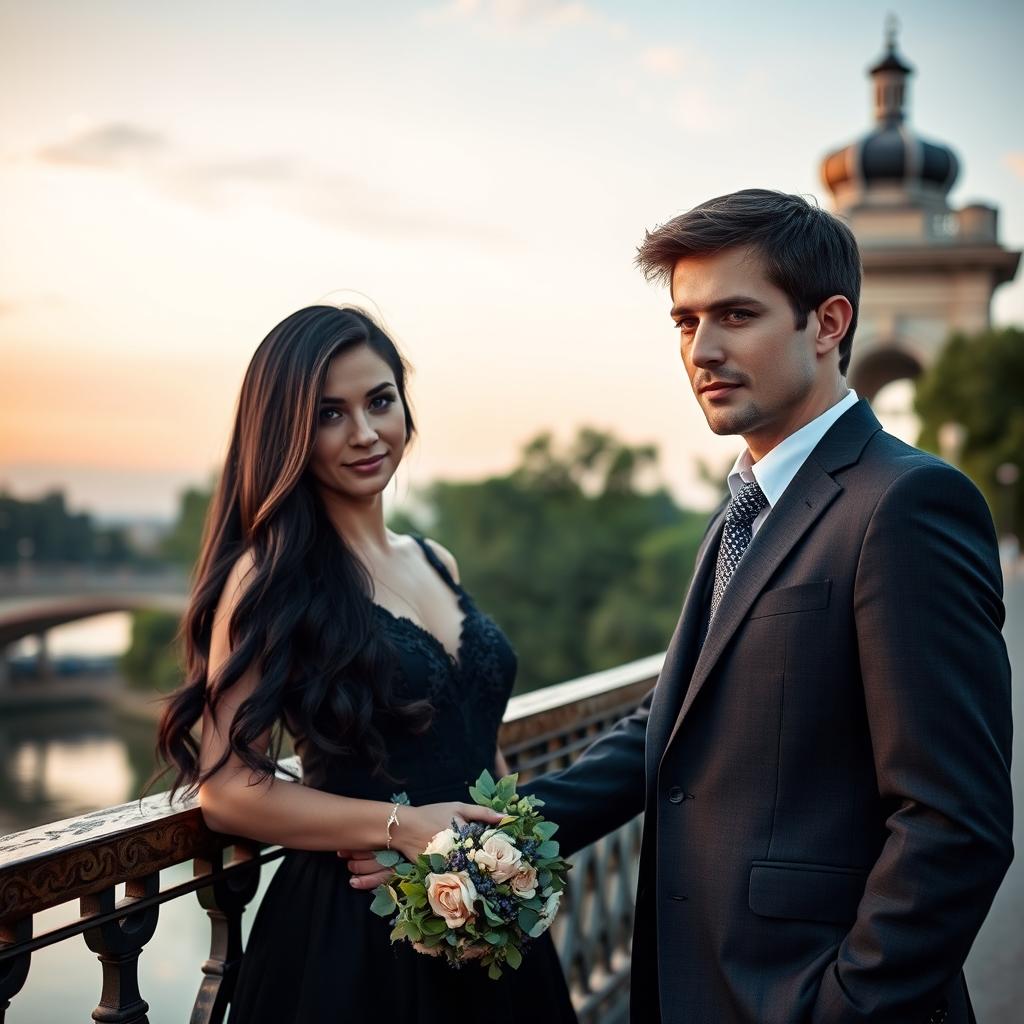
[197,552,500,861]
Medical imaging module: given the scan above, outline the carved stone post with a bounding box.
[82,873,160,1023]
[0,917,32,1023]
[190,844,261,1024]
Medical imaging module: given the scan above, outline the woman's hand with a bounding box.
[341,801,504,891]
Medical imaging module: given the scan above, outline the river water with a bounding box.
[1,614,283,1024]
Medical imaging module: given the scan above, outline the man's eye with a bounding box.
[674,319,697,332]
[726,309,755,322]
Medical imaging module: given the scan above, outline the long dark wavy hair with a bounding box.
[152,305,433,802]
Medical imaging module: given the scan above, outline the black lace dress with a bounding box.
[226,538,578,1024]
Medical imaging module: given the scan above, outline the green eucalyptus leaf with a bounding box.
[370,885,398,918]
[421,917,447,935]
[533,821,558,841]
[536,840,559,859]
[394,861,416,877]
[374,850,402,868]
[477,769,496,797]
[428,853,447,872]
[517,907,540,933]
[488,962,503,981]
[468,785,489,807]
[505,945,523,969]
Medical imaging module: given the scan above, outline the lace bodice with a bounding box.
[295,538,517,804]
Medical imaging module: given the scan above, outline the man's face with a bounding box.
[670,246,821,458]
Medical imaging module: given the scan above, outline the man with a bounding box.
[350,190,1013,1023]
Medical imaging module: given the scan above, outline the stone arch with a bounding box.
[849,345,924,402]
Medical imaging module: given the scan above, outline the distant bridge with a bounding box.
[0,566,189,686]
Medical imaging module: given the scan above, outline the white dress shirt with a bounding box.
[726,390,860,538]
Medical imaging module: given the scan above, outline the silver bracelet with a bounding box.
[385,802,401,849]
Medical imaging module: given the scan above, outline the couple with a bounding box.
[157,189,1012,1024]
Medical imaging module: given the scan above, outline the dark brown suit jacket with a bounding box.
[527,400,1013,1024]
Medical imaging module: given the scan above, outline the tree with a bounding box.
[915,326,1024,539]
[160,482,213,565]
[396,428,706,692]
[0,489,138,565]
[122,482,211,691]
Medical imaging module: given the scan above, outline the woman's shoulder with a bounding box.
[409,535,461,584]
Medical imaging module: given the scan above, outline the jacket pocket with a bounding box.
[748,579,832,619]
[748,860,867,925]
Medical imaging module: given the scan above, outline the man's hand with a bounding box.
[338,848,395,890]
[340,800,504,891]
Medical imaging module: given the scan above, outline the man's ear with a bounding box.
[814,294,854,357]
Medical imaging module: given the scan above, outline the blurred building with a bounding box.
[821,21,1020,401]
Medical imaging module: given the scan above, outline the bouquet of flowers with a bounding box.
[369,770,572,979]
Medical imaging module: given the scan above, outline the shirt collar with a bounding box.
[727,390,859,507]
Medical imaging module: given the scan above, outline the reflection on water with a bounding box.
[0,703,281,1023]
[10,737,134,822]
[0,705,161,835]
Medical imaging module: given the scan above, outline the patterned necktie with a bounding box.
[710,480,769,619]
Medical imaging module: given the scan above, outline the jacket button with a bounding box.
[668,786,684,804]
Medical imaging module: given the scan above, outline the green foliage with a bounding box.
[160,482,213,565]
[915,327,1024,538]
[0,490,138,565]
[119,609,183,692]
[123,480,214,692]
[392,427,706,691]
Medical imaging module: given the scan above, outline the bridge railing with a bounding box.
[0,654,660,1024]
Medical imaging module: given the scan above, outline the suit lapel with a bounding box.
[645,505,724,775]
[661,399,882,754]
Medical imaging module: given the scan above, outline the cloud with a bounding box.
[640,46,684,78]
[422,0,625,38]
[32,123,510,246]
[1004,153,1024,180]
[36,123,166,168]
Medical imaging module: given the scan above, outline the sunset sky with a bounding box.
[2,0,1022,519]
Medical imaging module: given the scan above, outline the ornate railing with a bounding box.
[0,653,660,1023]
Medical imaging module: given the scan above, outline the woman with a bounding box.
[155,306,577,1023]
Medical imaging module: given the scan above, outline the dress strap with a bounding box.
[412,536,461,595]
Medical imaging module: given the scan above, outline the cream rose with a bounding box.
[423,828,456,858]
[425,871,477,928]
[510,863,538,899]
[477,830,522,883]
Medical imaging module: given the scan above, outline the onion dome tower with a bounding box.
[820,18,1019,400]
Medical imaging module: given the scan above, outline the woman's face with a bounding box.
[307,344,407,502]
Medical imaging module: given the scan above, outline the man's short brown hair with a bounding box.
[636,189,862,375]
